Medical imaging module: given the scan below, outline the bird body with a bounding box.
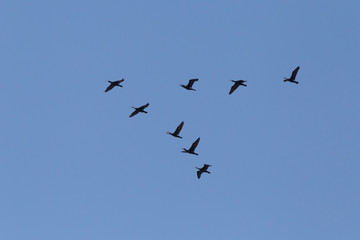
[105,79,125,92]
[167,121,184,138]
[182,137,200,155]
[196,164,211,179]
[229,80,247,95]
[283,66,300,84]
[180,78,198,91]
[129,103,149,118]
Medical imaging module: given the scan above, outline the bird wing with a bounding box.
[189,137,200,152]
[203,164,211,171]
[229,83,240,94]
[105,84,115,92]
[139,103,149,110]
[186,78,198,88]
[290,66,300,80]
[173,121,184,135]
[129,109,139,118]
[114,79,125,84]
[197,171,202,179]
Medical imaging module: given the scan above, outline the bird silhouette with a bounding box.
[180,79,198,91]
[195,164,211,179]
[167,121,184,138]
[229,80,247,95]
[182,137,200,155]
[129,103,149,118]
[105,79,125,92]
[283,66,300,84]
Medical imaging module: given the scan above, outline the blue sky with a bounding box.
[1,0,359,239]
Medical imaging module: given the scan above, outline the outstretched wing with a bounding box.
[139,103,149,110]
[186,78,198,88]
[290,66,300,80]
[189,137,200,152]
[114,79,125,84]
[203,164,211,171]
[174,121,184,135]
[197,170,202,179]
[105,84,115,92]
[229,82,240,95]
[129,109,139,118]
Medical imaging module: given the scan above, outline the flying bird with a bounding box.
[182,137,200,155]
[195,164,211,179]
[229,80,247,95]
[167,121,184,138]
[283,66,300,84]
[105,79,125,92]
[129,103,149,118]
[180,78,198,91]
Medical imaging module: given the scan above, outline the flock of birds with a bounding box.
[104,66,301,179]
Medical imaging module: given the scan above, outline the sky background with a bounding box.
[1,0,359,239]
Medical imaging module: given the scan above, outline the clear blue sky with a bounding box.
[1,0,359,239]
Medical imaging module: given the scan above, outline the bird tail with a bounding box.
[283,77,288,82]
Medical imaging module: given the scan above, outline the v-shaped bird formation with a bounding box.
[104,66,301,179]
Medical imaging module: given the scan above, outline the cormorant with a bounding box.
[283,66,300,84]
[129,103,149,118]
[167,121,184,138]
[229,80,247,95]
[195,164,211,179]
[105,79,125,92]
[182,137,200,155]
[180,79,198,91]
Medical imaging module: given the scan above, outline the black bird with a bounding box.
[229,80,247,95]
[195,164,211,179]
[180,78,198,91]
[129,103,149,118]
[283,66,300,84]
[167,121,184,138]
[182,137,200,155]
[105,79,125,92]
